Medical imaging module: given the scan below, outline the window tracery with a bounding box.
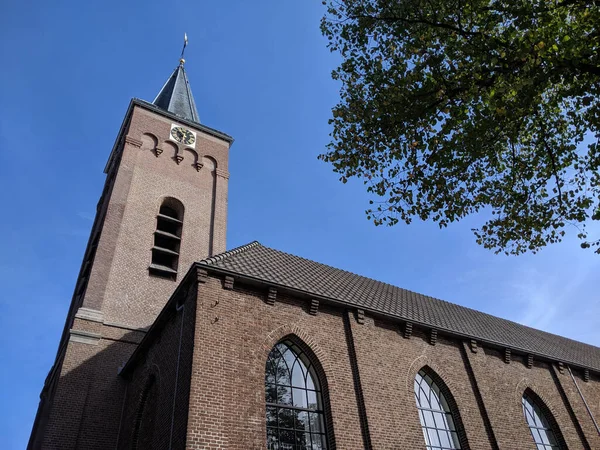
[414,369,462,450]
[265,340,328,450]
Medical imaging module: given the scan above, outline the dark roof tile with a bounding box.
[153,63,200,123]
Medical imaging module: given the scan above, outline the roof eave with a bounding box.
[195,261,599,374]
[133,99,233,143]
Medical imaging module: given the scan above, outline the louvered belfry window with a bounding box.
[265,341,328,450]
[149,199,183,280]
[522,391,563,450]
[414,369,462,450]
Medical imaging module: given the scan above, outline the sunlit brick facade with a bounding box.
[28,60,600,450]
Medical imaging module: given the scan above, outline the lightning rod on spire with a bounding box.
[180,33,188,65]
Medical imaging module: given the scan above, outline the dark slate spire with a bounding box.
[153,59,200,124]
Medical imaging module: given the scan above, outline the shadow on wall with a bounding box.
[28,300,195,450]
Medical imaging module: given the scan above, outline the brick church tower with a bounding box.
[28,55,233,448]
[29,41,600,450]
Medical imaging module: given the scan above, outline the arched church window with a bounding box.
[414,368,465,450]
[265,340,329,450]
[522,390,564,449]
[149,198,184,280]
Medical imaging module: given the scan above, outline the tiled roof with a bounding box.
[199,241,600,372]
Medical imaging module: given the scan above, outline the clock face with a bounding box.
[170,126,196,146]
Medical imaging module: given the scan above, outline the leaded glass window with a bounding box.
[265,340,327,450]
[414,369,462,450]
[522,392,561,450]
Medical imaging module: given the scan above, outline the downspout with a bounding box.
[169,302,186,449]
[114,383,128,449]
[568,366,600,435]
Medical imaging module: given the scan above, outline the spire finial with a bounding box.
[153,35,200,123]
[179,33,188,65]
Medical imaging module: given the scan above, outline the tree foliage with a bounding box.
[320,0,600,254]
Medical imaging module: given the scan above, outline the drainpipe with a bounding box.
[169,302,186,449]
[567,366,600,435]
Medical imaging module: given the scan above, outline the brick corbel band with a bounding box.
[469,339,478,353]
[356,309,365,324]
[429,329,438,346]
[125,135,143,148]
[309,299,319,315]
[504,348,511,364]
[69,329,101,346]
[527,354,534,369]
[215,168,230,179]
[266,287,277,306]
[223,275,234,290]
[197,268,208,284]
[403,321,413,339]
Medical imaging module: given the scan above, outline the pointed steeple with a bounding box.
[153,58,200,124]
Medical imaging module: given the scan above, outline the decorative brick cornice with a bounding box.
[584,369,590,382]
[75,307,104,323]
[154,147,163,157]
[266,287,277,306]
[469,339,478,353]
[69,329,101,346]
[194,162,203,172]
[174,154,184,165]
[558,362,565,373]
[223,275,234,290]
[403,321,413,339]
[215,168,230,179]
[197,268,209,284]
[429,329,438,346]
[309,299,319,315]
[527,354,534,369]
[195,241,600,376]
[504,348,511,364]
[356,309,365,324]
[124,135,143,148]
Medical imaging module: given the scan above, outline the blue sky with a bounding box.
[0,0,598,448]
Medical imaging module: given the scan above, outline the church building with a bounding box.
[28,52,600,450]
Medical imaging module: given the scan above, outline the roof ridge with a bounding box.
[199,241,261,266]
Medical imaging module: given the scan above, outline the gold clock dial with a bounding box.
[170,126,196,145]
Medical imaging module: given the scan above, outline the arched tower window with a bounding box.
[265,340,329,450]
[522,390,564,449]
[414,368,466,450]
[149,198,184,280]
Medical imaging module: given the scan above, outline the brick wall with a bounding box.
[39,324,143,449]
[186,275,364,449]
[84,105,231,330]
[349,317,493,449]
[29,98,600,449]
[32,262,600,449]
[29,101,232,449]
[118,275,197,450]
[180,269,600,450]
[552,367,600,448]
